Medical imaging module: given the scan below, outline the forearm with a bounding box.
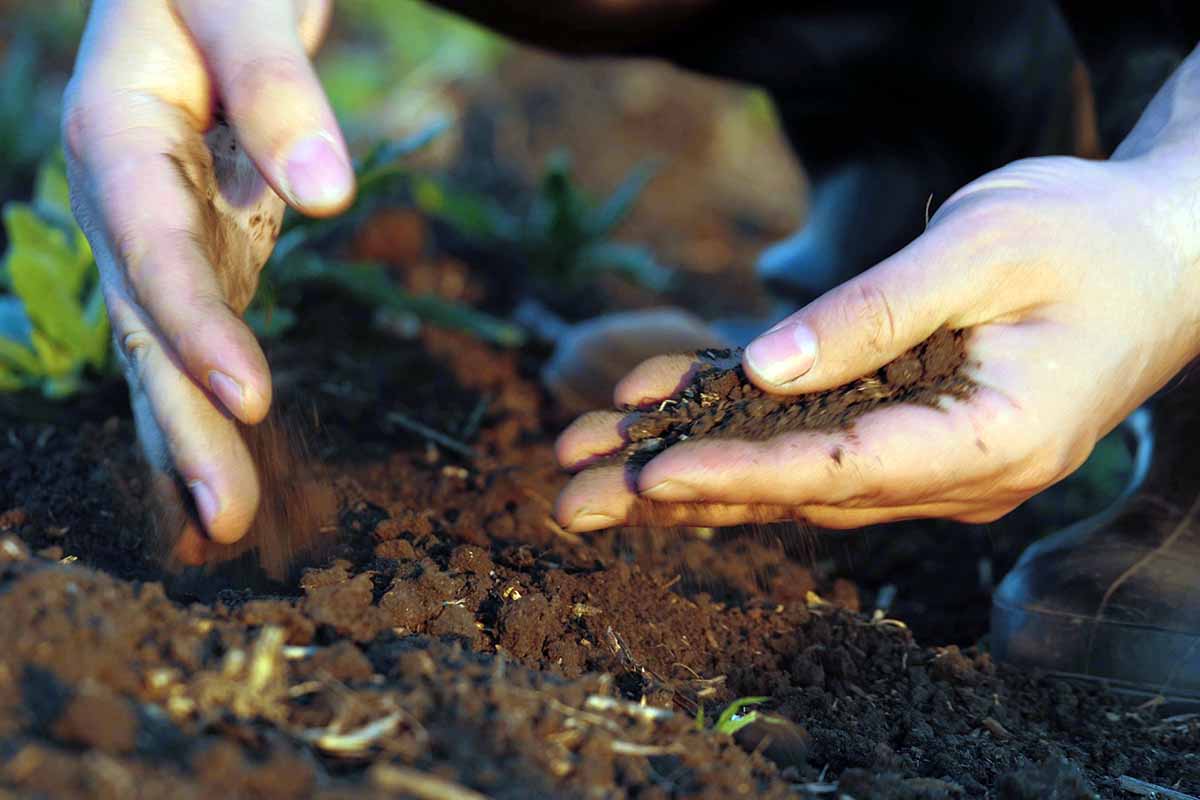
[425,0,719,54]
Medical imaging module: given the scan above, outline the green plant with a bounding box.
[251,123,527,347]
[695,697,772,737]
[0,155,110,397]
[414,151,674,294]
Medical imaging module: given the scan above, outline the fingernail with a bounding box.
[569,513,619,532]
[640,479,690,501]
[208,371,244,417]
[745,322,818,386]
[187,480,220,528]
[283,133,353,209]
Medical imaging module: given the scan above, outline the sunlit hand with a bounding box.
[555,47,1200,532]
[63,0,352,544]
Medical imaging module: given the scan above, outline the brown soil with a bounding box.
[0,300,1195,799]
[621,328,974,467]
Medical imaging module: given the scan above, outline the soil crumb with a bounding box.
[620,327,975,464]
[155,409,336,587]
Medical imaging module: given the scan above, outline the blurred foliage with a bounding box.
[415,151,674,293]
[0,37,69,208]
[320,0,508,141]
[252,123,527,348]
[0,155,109,397]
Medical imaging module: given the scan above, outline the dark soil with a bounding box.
[620,328,975,467]
[0,295,1196,799]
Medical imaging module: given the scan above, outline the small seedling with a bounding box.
[696,696,771,736]
[414,150,674,294]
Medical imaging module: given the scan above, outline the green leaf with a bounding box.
[33,152,72,221]
[0,364,24,392]
[42,373,83,399]
[713,697,769,735]
[357,119,451,193]
[245,305,297,339]
[413,176,516,241]
[587,160,659,237]
[30,329,75,379]
[575,242,674,292]
[0,336,40,374]
[274,255,526,347]
[5,205,94,343]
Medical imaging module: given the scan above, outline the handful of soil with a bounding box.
[618,327,976,465]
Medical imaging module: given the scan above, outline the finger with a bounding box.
[554,462,987,531]
[741,211,1032,393]
[613,353,732,408]
[797,501,992,529]
[176,0,354,215]
[555,411,634,471]
[111,292,261,543]
[634,388,1022,508]
[554,465,636,532]
[77,114,272,423]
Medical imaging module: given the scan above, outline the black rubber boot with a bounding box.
[755,152,951,307]
[734,2,1083,306]
[992,379,1200,712]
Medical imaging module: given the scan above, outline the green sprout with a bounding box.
[0,155,110,397]
[696,697,772,736]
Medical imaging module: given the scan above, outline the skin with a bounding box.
[64,0,353,544]
[66,2,1200,544]
[556,44,1200,532]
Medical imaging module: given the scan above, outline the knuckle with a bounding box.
[225,53,312,118]
[955,504,1016,524]
[61,87,96,164]
[846,281,898,354]
[1004,441,1089,497]
[118,329,156,383]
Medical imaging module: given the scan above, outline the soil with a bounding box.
[0,294,1196,799]
[616,328,974,468]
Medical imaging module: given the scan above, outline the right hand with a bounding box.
[63,0,353,545]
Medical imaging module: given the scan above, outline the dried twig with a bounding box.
[610,741,683,757]
[303,711,402,755]
[369,764,491,800]
[1119,776,1200,800]
[385,412,477,460]
[585,695,674,722]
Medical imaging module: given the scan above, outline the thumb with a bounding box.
[744,218,990,393]
[175,0,354,216]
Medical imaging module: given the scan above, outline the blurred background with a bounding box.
[0,0,805,319]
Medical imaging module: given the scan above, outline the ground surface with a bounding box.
[0,31,1194,800]
[0,293,1197,799]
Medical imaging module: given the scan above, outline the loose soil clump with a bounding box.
[621,327,975,466]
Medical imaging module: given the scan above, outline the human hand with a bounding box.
[554,147,1200,532]
[63,0,352,544]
